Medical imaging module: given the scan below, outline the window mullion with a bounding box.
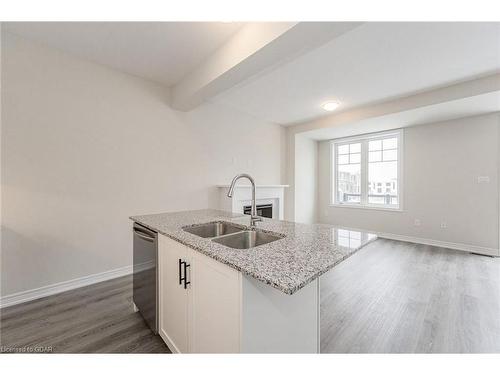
[361,140,368,205]
[333,143,337,204]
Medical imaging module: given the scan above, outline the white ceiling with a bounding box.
[212,22,500,125]
[303,91,500,141]
[3,22,499,127]
[3,22,243,86]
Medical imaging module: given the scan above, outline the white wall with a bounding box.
[294,135,318,223]
[318,113,500,253]
[0,33,285,297]
[0,24,3,291]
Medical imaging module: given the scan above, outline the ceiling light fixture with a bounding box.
[322,101,340,111]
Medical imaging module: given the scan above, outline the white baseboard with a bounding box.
[375,232,499,257]
[336,224,499,257]
[0,264,134,309]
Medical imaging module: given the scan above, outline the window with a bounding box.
[336,142,361,203]
[331,130,402,209]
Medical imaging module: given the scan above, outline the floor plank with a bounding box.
[320,239,500,353]
[0,274,170,354]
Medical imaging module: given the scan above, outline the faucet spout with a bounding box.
[227,174,262,227]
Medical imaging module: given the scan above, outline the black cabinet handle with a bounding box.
[178,258,190,289]
[183,262,190,289]
[179,259,185,285]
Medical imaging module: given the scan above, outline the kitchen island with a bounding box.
[131,209,376,353]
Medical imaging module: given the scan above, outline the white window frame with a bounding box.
[330,129,404,211]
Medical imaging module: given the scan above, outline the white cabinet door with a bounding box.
[189,250,241,353]
[158,234,189,353]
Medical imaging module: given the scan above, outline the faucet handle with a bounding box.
[250,215,263,226]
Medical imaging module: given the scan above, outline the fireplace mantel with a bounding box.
[216,184,289,220]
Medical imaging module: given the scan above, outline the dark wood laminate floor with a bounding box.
[1,239,499,353]
[320,239,500,353]
[0,274,170,353]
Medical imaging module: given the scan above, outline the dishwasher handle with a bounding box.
[133,225,156,242]
[134,231,155,242]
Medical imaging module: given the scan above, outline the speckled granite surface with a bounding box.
[130,209,377,295]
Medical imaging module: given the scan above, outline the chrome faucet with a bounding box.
[227,173,262,227]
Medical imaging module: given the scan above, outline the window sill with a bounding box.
[329,203,404,212]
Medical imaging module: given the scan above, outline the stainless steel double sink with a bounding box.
[182,221,284,249]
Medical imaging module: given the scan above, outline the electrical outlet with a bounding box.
[477,176,490,184]
[440,221,447,229]
[414,219,421,226]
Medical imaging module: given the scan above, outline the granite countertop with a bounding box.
[130,209,377,295]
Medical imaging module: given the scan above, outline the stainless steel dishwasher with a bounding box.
[133,223,158,334]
